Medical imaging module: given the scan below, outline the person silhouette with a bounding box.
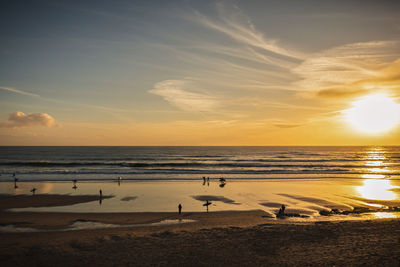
[31,188,37,195]
[99,189,103,205]
[178,204,182,215]
[14,177,18,189]
[202,177,206,185]
[204,200,212,212]
[277,204,286,218]
[72,179,78,190]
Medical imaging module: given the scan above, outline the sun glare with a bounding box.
[344,94,400,134]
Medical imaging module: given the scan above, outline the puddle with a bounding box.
[0,219,197,233]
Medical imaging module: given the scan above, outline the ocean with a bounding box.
[0,146,399,181]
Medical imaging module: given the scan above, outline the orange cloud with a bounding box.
[0,111,58,128]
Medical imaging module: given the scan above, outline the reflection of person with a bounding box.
[178,204,182,215]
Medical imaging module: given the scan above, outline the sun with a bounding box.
[344,93,400,134]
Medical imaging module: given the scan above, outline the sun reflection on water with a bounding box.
[367,168,389,173]
[362,174,385,179]
[365,161,382,167]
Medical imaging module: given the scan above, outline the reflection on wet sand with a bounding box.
[357,179,397,201]
[373,212,397,219]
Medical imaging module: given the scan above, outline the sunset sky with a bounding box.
[1,0,400,145]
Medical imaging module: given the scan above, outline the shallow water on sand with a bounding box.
[0,219,197,233]
[1,178,399,220]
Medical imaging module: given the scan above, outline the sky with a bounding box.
[1,0,400,145]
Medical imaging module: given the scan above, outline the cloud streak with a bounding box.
[0,111,58,128]
[0,86,39,97]
[190,4,303,62]
[149,79,219,112]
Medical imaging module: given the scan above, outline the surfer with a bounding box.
[203,200,212,212]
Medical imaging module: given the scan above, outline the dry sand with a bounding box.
[0,194,399,266]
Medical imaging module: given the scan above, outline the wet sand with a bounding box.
[0,194,110,210]
[0,194,399,266]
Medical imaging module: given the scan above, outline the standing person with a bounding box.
[178,204,182,215]
[204,200,211,212]
[99,189,103,205]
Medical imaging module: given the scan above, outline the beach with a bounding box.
[0,194,399,266]
[1,147,400,265]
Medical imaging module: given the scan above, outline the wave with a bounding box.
[1,160,399,168]
[2,168,400,175]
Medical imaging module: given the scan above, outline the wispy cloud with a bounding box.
[149,79,219,112]
[293,40,400,96]
[0,111,59,128]
[148,3,305,117]
[273,123,303,129]
[0,86,40,97]
[189,4,303,62]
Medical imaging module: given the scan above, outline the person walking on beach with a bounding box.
[178,204,182,215]
[99,189,103,198]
